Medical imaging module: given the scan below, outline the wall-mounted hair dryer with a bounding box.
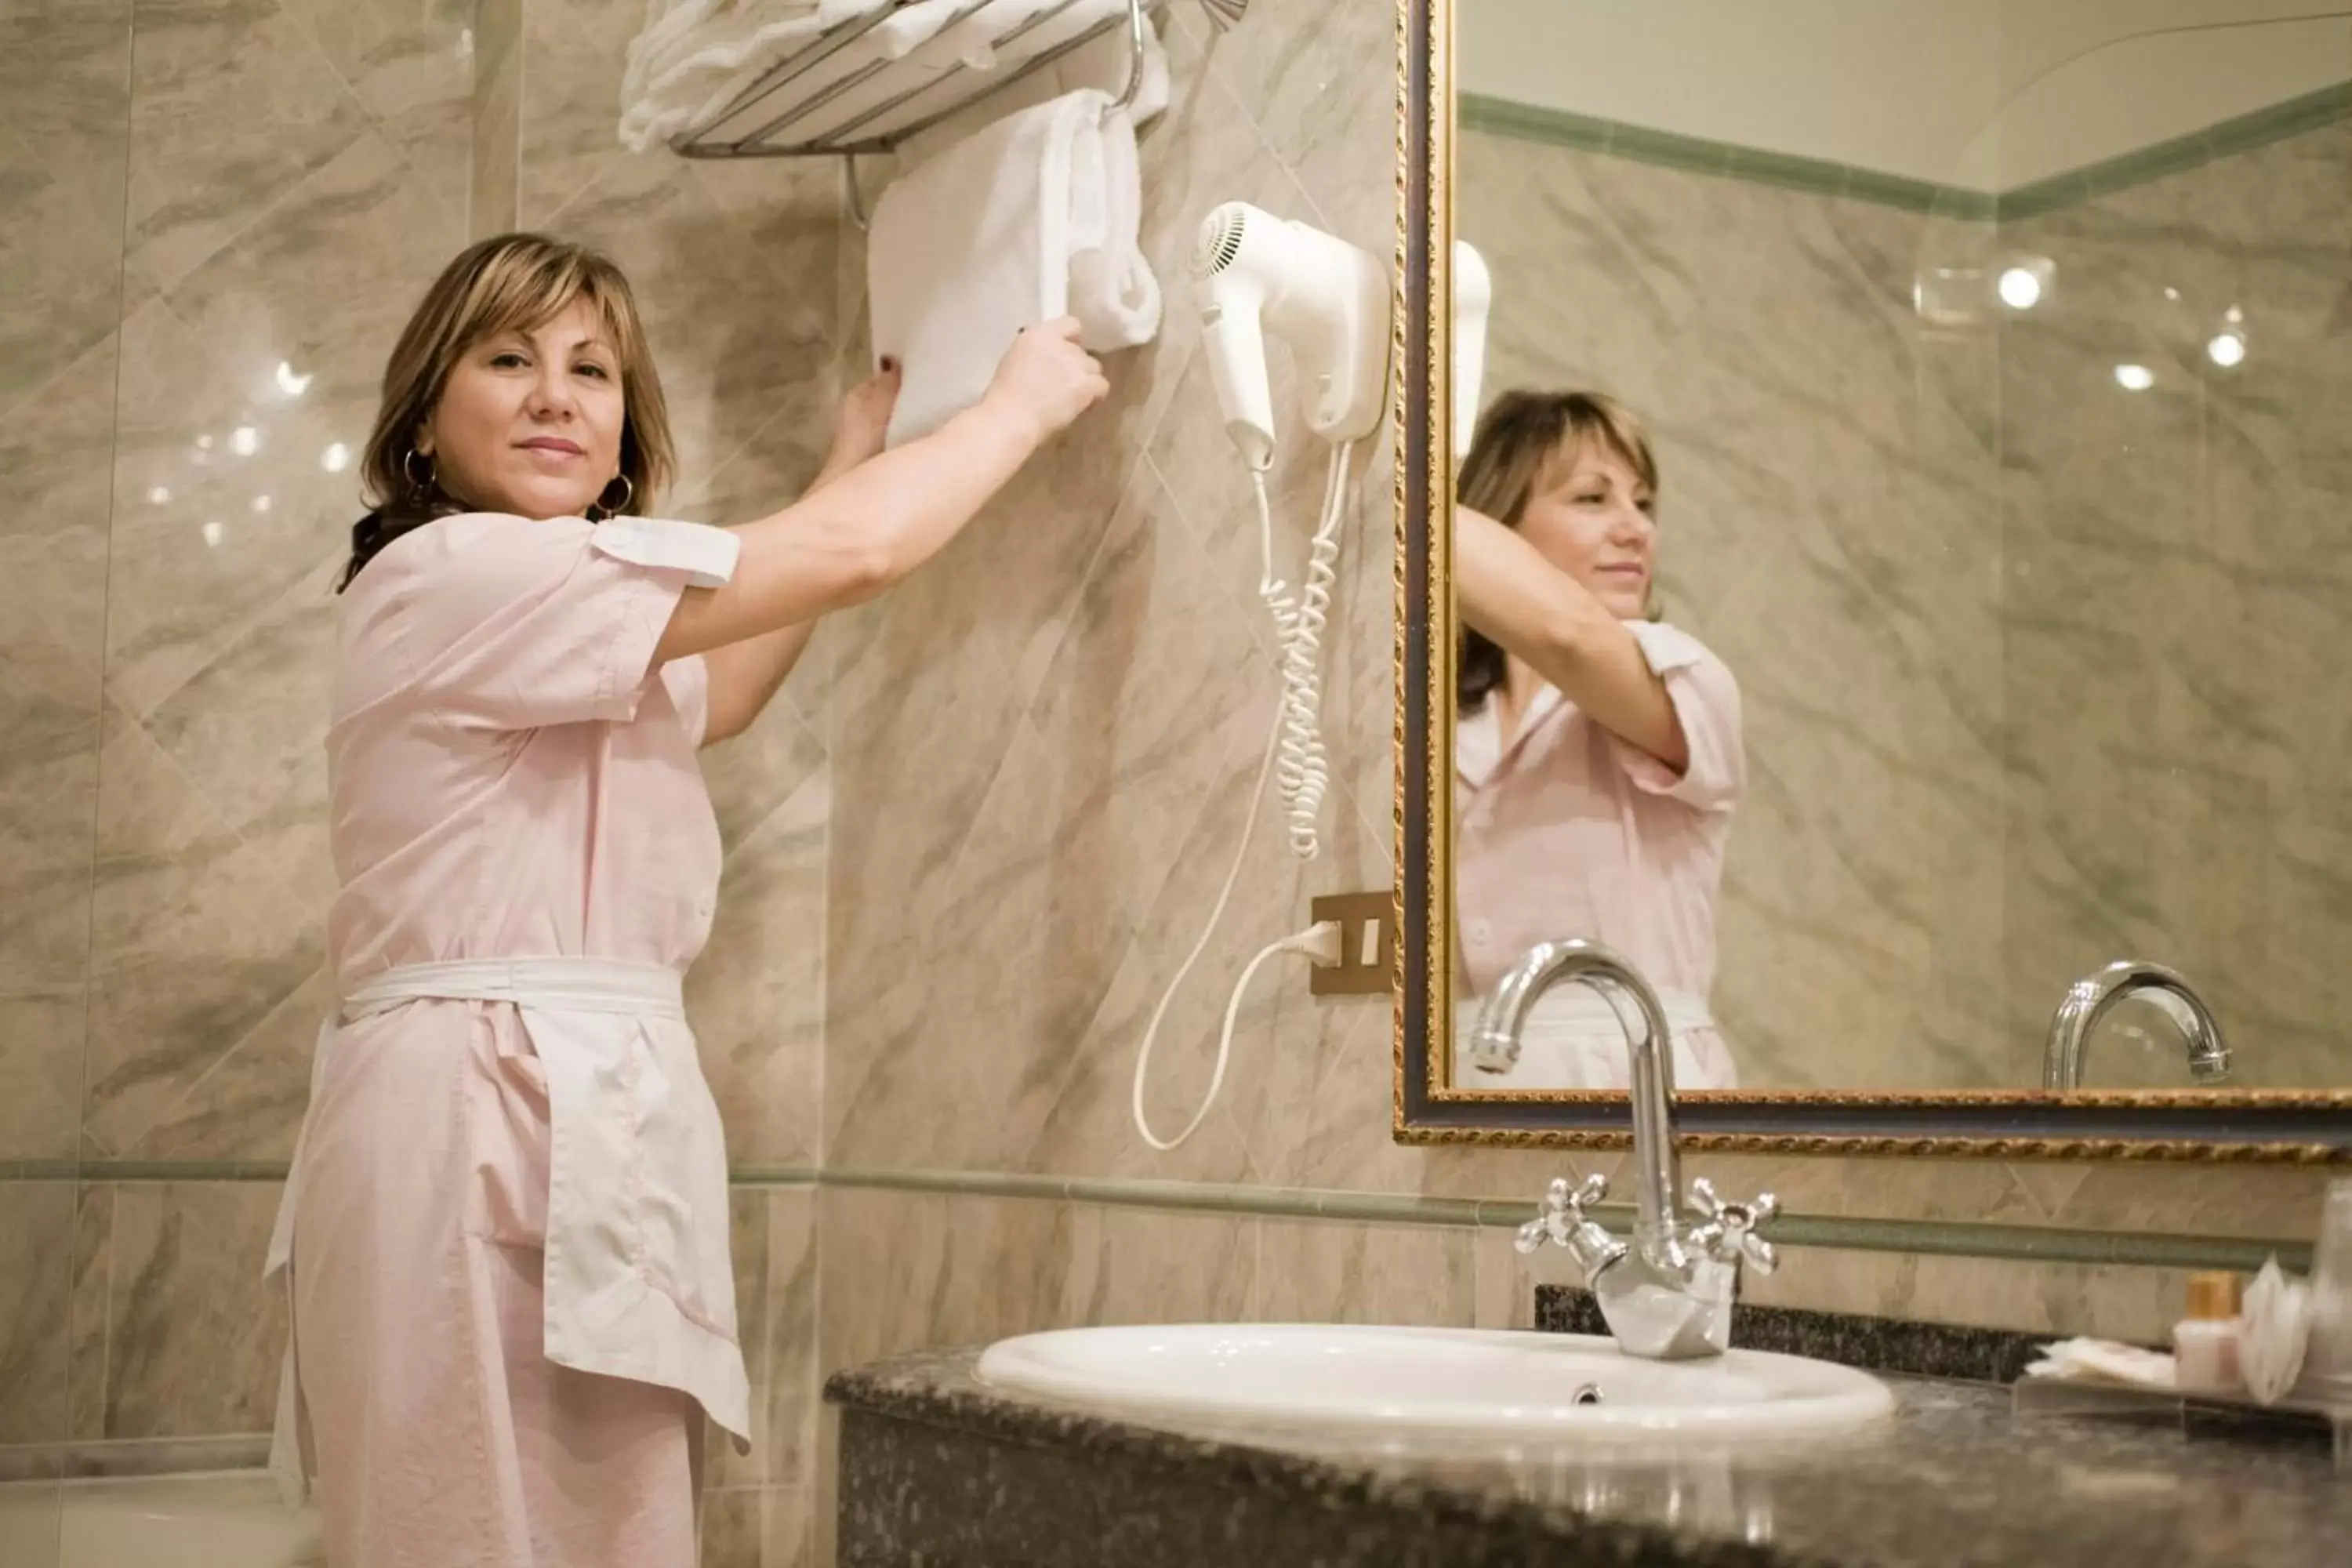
[1189,201,1390,472]
[1134,201,1392,1157]
[1453,238,1492,456]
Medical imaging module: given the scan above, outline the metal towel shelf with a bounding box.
[670,0,1150,161]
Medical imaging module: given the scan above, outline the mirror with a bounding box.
[1395,0,2352,1155]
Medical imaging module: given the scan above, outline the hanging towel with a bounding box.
[868,84,1160,448]
[619,0,895,153]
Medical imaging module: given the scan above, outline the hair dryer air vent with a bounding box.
[1191,205,1250,278]
[1189,201,1390,472]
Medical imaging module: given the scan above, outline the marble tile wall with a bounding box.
[4,0,478,1454]
[0,1181,283,1447]
[1455,128,2013,1092]
[1996,121,2352,1089]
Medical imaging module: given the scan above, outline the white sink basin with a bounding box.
[975,1324,1894,1440]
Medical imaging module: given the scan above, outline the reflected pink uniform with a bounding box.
[268,512,750,1567]
[1454,622,1746,1089]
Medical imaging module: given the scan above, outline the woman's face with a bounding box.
[417,297,626,521]
[1515,439,1655,620]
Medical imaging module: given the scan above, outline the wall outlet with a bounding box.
[1308,889,1397,996]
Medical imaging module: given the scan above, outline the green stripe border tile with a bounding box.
[17,1159,2308,1275]
[1461,82,2352,220]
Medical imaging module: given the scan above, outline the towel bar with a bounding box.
[670,0,1160,165]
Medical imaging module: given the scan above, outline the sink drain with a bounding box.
[1571,1385,1605,1406]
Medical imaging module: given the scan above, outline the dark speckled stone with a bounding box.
[826,1347,2352,1568]
[1536,1287,2054,1384]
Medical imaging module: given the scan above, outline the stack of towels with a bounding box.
[621,0,1156,152]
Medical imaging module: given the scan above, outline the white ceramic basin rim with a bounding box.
[975,1325,1895,1439]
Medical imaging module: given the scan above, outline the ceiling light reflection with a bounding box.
[1997,267,2043,310]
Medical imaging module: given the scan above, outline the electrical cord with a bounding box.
[1131,703,1341,1152]
[1254,439,1356,859]
[1131,439,1358,1152]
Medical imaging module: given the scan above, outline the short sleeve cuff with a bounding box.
[591,516,741,590]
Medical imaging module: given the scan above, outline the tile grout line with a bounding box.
[96,1188,115,1443]
[69,0,146,1301]
[278,0,472,240]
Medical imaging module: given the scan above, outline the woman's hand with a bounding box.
[656,324,1109,662]
[824,358,903,476]
[981,317,1110,447]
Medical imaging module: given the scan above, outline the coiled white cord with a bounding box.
[1131,438,1358,1152]
[1254,440,1356,859]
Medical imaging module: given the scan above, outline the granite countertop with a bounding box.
[828,1343,2352,1568]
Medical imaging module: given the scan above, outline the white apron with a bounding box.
[263,956,750,1504]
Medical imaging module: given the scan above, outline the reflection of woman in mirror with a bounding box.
[1453,391,1744,1090]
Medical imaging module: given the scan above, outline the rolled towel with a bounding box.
[2242,1256,2314,1406]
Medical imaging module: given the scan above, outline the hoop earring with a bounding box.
[591,474,634,521]
[401,448,437,498]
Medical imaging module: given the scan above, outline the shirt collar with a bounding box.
[1456,681,1566,787]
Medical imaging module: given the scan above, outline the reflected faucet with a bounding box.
[1483,939,1777,1359]
[2042,960,2231,1091]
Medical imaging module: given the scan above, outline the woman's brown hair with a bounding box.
[1456,390,1660,713]
[339,233,677,590]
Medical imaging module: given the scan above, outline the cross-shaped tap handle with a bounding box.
[1515,1173,1609,1255]
[1686,1177,1779,1276]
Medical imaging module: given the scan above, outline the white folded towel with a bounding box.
[941,0,1134,70]
[856,0,1166,144]
[869,84,1160,448]
[672,0,1162,153]
[737,0,988,150]
[2242,1258,2314,1405]
[619,0,893,152]
[626,2,820,89]
[621,0,1163,153]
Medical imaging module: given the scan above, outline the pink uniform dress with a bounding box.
[1454,622,1745,1091]
[263,510,752,1568]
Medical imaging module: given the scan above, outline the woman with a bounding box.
[1452,390,1744,1091]
[262,233,1107,1566]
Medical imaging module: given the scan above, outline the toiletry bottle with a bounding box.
[2173,1272,2244,1395]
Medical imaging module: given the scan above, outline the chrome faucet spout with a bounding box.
[1473,939,1679,1232]
[2042,960,2230,1091]
[1486,939,1777,1360]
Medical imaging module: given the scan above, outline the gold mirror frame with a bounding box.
[1386,0,2352,1163]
